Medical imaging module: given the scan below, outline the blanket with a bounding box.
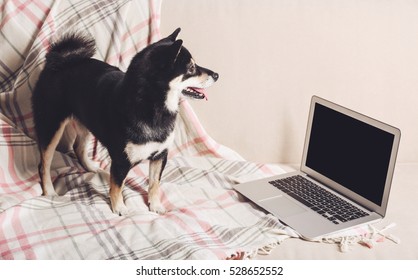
[0,0,396,259]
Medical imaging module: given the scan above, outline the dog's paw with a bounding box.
[111,202,130,216]
[149,201,166,215]
[44,191,59,197]
[42,184,58,196]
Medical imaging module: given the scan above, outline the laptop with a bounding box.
[233,96,401,239]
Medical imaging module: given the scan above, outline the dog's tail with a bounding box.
[45,32,96,70]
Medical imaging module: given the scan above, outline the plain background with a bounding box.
[160,0,418,165]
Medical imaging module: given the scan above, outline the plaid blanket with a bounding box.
[0,0,300,259]
[0,0,397,259]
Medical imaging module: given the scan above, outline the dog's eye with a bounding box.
[188,64,196,74]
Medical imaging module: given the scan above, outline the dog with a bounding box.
[32,28,218,215]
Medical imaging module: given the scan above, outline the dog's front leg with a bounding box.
[109,161,130,216]
[148,150,168,214]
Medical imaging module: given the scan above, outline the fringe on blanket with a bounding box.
[308,222,400,253]
[322,223,401,253]
[227,222,400,259]
[224,228,295,260]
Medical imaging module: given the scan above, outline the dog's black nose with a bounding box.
[212,72,219,81]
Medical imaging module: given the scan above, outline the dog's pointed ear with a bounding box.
[171,39,183,64]
[156,28,181,45]
[167,28,181,42]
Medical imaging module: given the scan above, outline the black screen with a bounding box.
[306,103,394,206]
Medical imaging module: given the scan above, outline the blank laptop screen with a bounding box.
[306,103,395,206]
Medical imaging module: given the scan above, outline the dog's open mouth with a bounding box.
[182,87,207,100]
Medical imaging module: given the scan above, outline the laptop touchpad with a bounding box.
[259,197,307,218]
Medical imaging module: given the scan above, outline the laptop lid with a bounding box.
[300,96,401,217]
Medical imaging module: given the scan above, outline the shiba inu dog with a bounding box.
[32,28,218,215]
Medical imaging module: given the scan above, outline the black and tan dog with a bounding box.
[32,28,218,215]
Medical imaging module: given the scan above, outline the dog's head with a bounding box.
[161,28,219,100]
[130,28,218,101]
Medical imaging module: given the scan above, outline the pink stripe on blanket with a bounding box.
[162,211,226,259]
[106,28,161,66]
[169,137,209,157]
[11,207,36,259]
[169,136,222,159]
[177,208,232,258]
[0,211,13,259]
[1,125,34,191]
[258,163,277,176]
[120,15,161,42]
[0,0,45,30]
[0,174,38,189]
[179,100,225,158]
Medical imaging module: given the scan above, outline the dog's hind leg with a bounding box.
[148,150,168,214]
[73,121,99,172]
[38,118,70,196]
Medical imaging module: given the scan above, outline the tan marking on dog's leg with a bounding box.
[148,159,166,214]
[39,119,69,196]
[109,175,128,216]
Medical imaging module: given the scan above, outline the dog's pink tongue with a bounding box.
[192,87,208,100]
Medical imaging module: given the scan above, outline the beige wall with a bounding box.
[160,0,418,164]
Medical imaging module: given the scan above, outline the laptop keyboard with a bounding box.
[269,175,369,225]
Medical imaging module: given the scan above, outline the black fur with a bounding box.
[32,28,218,214]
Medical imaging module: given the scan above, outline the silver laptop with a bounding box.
[234,96,401,239]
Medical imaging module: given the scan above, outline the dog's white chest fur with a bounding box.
[124,132,175,163]
[165,77,182,112]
